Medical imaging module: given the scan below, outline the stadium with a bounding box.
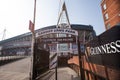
[0,24,96,56]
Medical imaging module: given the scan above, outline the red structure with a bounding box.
[101,0,120,30]
[68,25,120,80]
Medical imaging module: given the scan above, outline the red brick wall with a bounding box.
[68,55,120,80]
[68,56,79,66]
[101,0,120,30]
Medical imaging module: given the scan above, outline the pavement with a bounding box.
[0,57,80,80]
[39,67,80,80]
[0,57,31,80]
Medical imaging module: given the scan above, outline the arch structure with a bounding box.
[36,28,78,37]
[35,24,96,56]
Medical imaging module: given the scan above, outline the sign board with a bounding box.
[40,37,76,43]
[36,28,78,37]
[59,44,69,51]
[86,25,120,69]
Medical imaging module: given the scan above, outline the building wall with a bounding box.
[101,0,120,30]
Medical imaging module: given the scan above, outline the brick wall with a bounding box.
[101,0,120,30]
[68,55,120,80]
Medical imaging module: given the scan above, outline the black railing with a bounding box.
[0,56,26,66]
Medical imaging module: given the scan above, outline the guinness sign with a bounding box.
[86,25,120,69]
[90,40,120,55]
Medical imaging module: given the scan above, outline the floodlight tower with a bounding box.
[2,29,6,40]
[57,2,71,28]
[56,2,72,55]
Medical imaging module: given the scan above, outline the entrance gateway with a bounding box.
[31,2,85,80]
[35,28,78,65]
[35,28,79,54]
[34,27,84,79]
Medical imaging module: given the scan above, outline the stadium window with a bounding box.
[107,23,111,29]
[105,13,109,20]
[118,14,120,16]
[103,4,107,10]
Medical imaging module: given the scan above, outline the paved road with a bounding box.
[0,57,31,80]
[39,67,80,80]
[0,57,80,80]
[57,67,80,80]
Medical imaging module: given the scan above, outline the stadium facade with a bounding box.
[0,24,96,56]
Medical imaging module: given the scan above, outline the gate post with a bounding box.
[77,36,85,80]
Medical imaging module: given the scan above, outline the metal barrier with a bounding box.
[0,56,26,66]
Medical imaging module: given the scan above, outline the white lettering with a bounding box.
[97,47,102,53]
[89,40,120,55]
[110,42,117,53]
[90,47,94,55]
[106,43,111,53]
[101,45,107,53]
[116,40,120,52]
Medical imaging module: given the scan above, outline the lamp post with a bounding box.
[77,36,85,80]
[30,0,36,80]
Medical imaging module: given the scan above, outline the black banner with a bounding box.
[86,25,120,69]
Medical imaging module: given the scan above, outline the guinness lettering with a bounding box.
[90,40,120,55]
[86,25,120,69]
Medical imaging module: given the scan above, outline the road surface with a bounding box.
[0,57,31,80]
[0,57,80,80]
[39,67,80,80]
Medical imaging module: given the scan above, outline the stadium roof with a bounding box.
[0,24,95,44]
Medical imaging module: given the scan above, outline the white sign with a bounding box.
[89,40,120,55]
[36,28,78,37]
[59,44,69,51]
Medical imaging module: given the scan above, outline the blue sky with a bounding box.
[0,0,105,40]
